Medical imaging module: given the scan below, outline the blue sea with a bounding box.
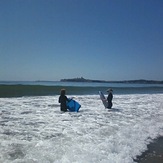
[1,81,163,97]
[0,81,163,163]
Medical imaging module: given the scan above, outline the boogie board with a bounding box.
[66,99,81,112]
[99,91,108,108]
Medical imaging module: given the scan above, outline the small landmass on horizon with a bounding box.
[60,77,163,84]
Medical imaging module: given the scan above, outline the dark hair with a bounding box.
[60,89,66,96]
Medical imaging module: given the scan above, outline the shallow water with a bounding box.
[0,94,163,163]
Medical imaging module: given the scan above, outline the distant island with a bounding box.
[60,77,163,84]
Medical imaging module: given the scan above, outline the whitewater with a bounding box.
[0,94,163,163]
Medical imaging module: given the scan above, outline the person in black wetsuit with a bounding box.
[106,89,113,109]
[58,89,69,112]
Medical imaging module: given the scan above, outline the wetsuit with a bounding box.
[58,95,69,112]
[107,92,113,109]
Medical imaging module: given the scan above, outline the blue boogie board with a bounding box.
[66,99,81,112]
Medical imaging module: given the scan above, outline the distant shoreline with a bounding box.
[60,77,163,84]
[0,79,163,84]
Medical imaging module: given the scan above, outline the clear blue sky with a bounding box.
[0,0,163,81]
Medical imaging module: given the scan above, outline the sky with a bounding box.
[0,0,163,81]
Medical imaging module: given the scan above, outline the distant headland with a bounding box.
[60,77,163,84]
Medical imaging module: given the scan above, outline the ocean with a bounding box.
[0,81,163,163]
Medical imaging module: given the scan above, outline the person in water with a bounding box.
[106,88,113,109]
[58,89,70,112]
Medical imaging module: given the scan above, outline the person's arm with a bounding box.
[58,96,61,103]
[65,96,71,102]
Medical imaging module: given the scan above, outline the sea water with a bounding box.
[0,82,163,163]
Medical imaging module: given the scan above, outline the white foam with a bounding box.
[0,94,163,163]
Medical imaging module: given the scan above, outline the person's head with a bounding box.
[60,89,66,96]
[107,88,113,93]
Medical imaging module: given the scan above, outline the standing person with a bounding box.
[58,89,69,112]
[107,89,113,109]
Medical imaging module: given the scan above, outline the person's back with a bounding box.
[107,89,113,109]
[58,89,68,112]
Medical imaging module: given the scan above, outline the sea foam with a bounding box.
[0,94,163,163]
